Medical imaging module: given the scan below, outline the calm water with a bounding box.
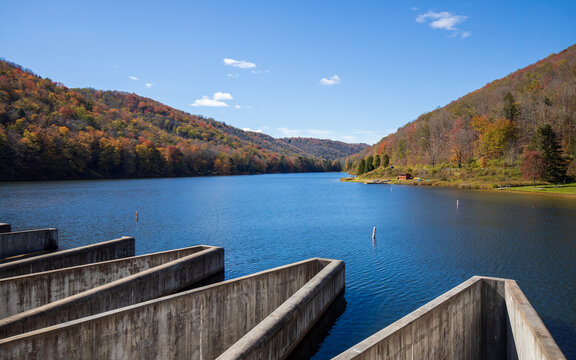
[1,173,575,359]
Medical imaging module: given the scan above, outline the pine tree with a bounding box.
[373,154,381,169]
[503,92,519,121]
[356,159,366,175]
[365,155,374,172]
[533,125,566,183]
[381,154,390,168]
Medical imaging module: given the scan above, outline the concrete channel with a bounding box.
[0,257,345,360]
[0,245,224,338]
[0,245,219,318]
[0,236,135,279]
[333,276,566,360]
[0,228,58,259]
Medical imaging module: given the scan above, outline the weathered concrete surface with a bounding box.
[0,224,11,233]
[333,276,566,360]
[0,236,135,279]
[0,229,58,259]
[505,280,566,360]
[0,258,344,360]
[0,246,210,318]
[0,245,224,338]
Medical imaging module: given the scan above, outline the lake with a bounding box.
[0,172,575,359]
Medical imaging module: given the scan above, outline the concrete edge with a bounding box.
[0,228,57,236]
[504,280,567,360]
[0,257,330,345]
[217,259,345,358]
[0,236,134,271]
[0,245,211,282]
[0,245,224,328]
[333,276,488,359]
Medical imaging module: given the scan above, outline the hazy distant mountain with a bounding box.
[0,60,352,180]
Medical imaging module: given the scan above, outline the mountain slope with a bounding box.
[346,44,576,181]
[0,60,355,180]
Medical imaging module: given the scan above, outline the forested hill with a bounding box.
[346,44,576,181]
[280,137,368,161]
[0,60,361,180]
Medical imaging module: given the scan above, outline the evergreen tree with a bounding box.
[365,155,374,172]
[382,154,390,168]
[503,92,519,121]
[533,124,566,183]
[356,159,366,175]
[373,154,381,169]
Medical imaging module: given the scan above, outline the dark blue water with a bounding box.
[1,173,575,359]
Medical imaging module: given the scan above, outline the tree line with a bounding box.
[0,60,340,180]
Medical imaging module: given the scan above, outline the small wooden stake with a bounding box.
[372,227,376,241]
[136,210,139,222]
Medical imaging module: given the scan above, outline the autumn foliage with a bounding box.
[345,44,576,182]
[0,60,363,180]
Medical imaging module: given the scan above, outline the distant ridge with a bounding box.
[0,60,363,180]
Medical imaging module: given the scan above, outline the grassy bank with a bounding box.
[342,163,576,195]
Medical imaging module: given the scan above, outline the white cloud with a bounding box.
[416,11,470,38]
[223,58,256,69]
[320,75,341,86]
[276,128,382,144]
[235,105,242,109]
[213,92,233,101]
[190,92,233,107]
[145,83,153,88]
[251,70,269,74]
[242,127,263,133]
[278,128,303,137]
[128,76,138,81]
[227,73,239,78]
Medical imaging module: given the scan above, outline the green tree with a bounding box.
[373,154,381,169]
[503,92,519,121]
[356,159,366,175]
[365,155,374,172]
[532,124,566,183]
[381,154,390,168]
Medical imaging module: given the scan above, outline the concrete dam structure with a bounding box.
[0,223,345,359]
[0,223,565,359]
[333,276,566,360]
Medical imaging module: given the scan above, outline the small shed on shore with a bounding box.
[397,173,412,180]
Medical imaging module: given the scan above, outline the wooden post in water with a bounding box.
[136,210,139,222]
[372,227,376,241]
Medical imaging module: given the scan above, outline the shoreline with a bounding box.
[341,177,576,197]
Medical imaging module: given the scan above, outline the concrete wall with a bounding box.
[0,258,344,360]
[218,259,345,359]
[0,229,58,259]
[0,245,224,338]
[0,237,135,279]
[0,224,11,233]
[0,246,209,318]
[333,276,566,360]
[505,280,566,360]
[334,277,483,360]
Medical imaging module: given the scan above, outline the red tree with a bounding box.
[522,150,545,187]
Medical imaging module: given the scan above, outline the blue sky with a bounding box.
[1,1,575,144]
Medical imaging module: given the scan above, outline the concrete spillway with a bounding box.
[0,245,224,323]
[0,258,345,359]
[333,276,566,360]
[0,236,135,279]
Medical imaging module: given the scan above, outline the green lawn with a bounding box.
[507,183,576,195]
